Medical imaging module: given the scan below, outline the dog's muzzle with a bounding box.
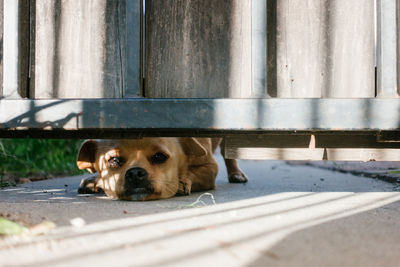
[124,167,154,200]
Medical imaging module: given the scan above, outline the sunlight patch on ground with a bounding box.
[1,192,399,267]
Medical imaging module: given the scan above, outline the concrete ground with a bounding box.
[1,155,400,267]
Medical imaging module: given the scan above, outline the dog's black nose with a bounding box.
[125,167,149,188]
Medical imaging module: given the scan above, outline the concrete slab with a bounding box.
[290,160,400,186]
[1,156,400,266]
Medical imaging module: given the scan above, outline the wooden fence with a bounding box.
[0,0,399,161]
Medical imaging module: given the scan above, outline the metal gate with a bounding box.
[0,0,399,161]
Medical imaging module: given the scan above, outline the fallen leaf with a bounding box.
[0,217,28,236]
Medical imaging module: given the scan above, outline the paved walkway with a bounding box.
[1,156,400,266]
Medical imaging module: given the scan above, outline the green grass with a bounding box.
[0,139,85,184]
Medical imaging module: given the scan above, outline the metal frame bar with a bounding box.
[1,99,400,136]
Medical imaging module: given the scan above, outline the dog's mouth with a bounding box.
[123,185,155,201]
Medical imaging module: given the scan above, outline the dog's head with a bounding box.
[76,138,207,200]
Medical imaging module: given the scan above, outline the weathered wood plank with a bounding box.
[324,0,375,97]
[268,0,326,97]
[33,0,140,98]
[325,149,400,161]
[224,133,400,160]
[251,0,267,97]
[224,147,400,161]
[29,0,35,98]
[18,0,30,98]
[3,0,18,98]
[267,0,374,98]
[266,0,277,97]
[225,134,400,149]
[124,0,142,97]
[145,0,266,98]
[225,148,325,161]
[3,0,29,99]
[0,0,3,98]
[376,0,399,98]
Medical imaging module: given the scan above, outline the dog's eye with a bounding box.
[150,152,169,165]
[108,157,123,168]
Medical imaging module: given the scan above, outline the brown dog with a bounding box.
[76,138,247,201]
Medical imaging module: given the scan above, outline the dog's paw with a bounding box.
[228,172,248,183]
[78,175,104,194]
[176,179,192,196]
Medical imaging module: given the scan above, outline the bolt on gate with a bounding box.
[0,0,399,162]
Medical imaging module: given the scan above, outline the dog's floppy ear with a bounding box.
[179,138,207,157]
[77,140,98,173]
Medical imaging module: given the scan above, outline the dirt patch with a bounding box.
[288,161,400,190]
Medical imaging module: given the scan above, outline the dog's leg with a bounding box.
[78,174,104,194]
[177,162,218,196]
[224,158,248,183]
[218,138,248,183]
[177,178,192,196]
